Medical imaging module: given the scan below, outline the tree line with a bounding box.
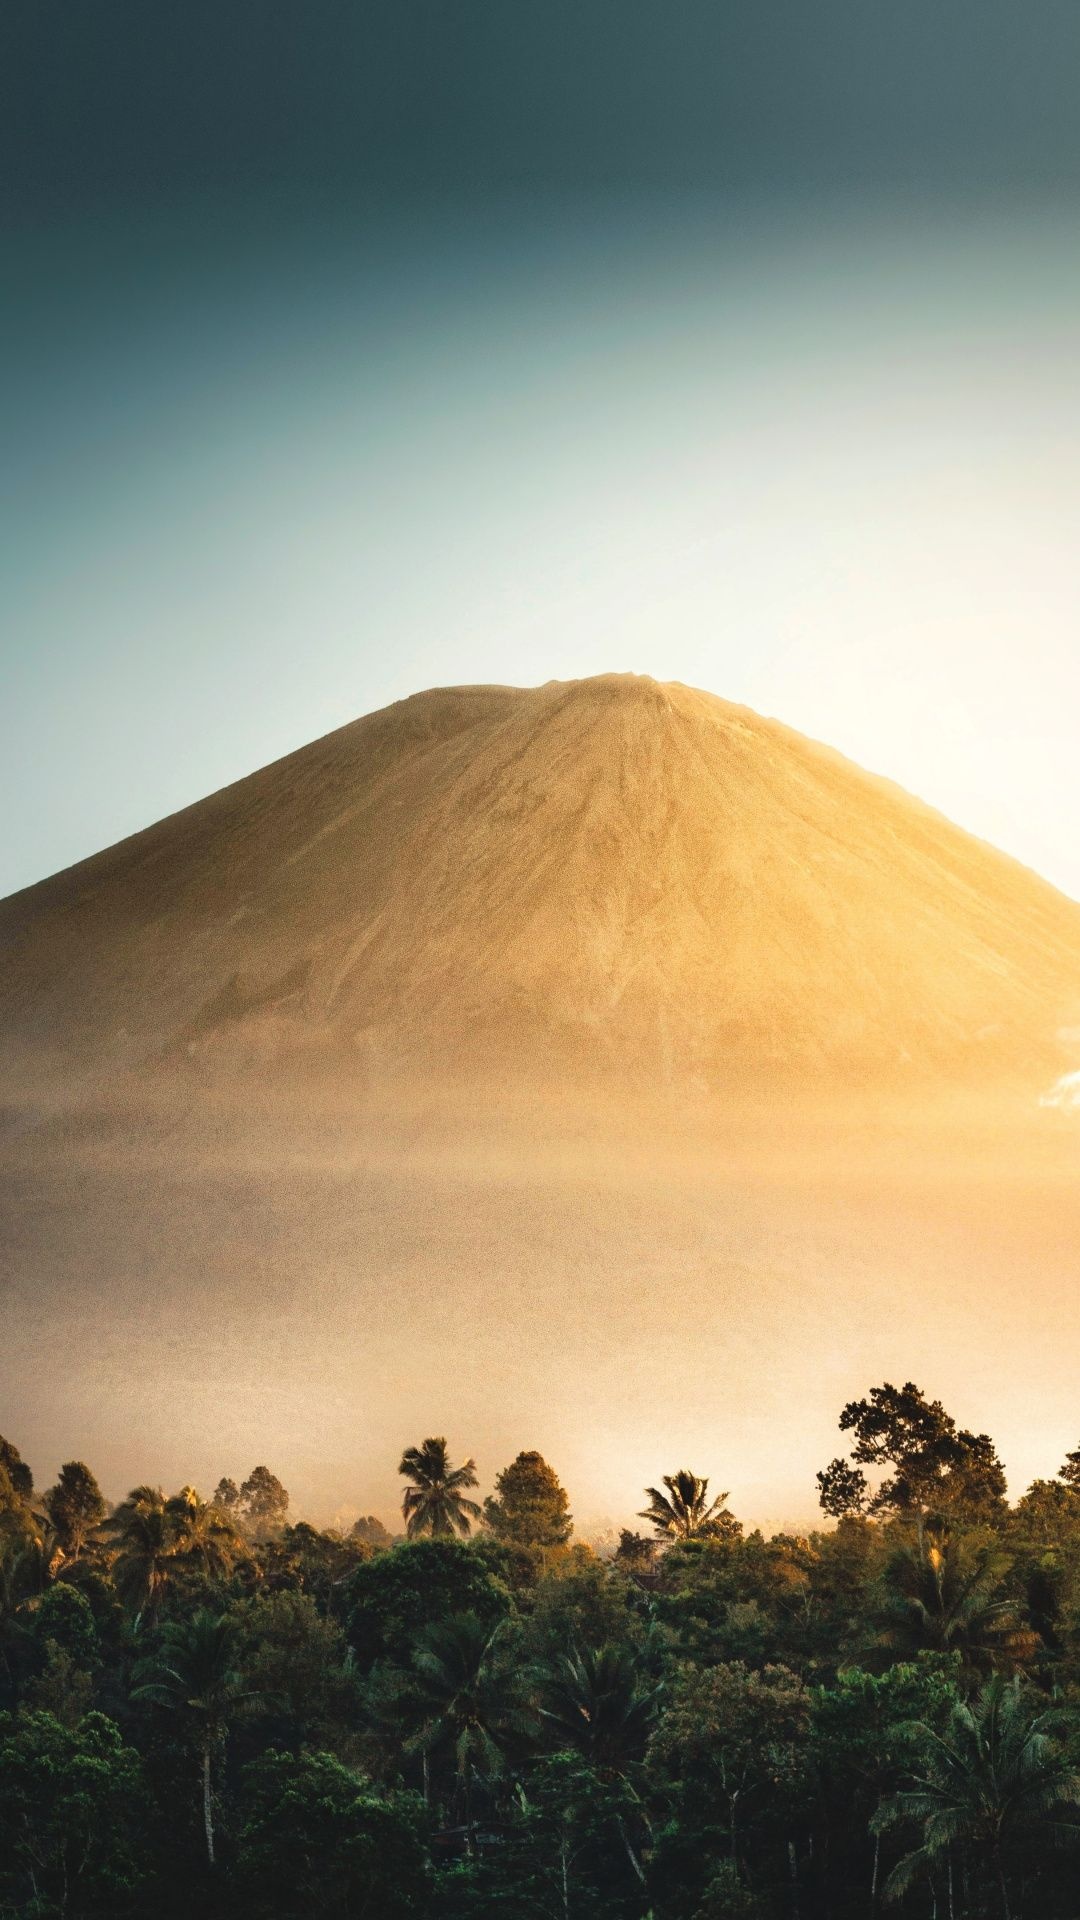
[4,1384,1080,1917]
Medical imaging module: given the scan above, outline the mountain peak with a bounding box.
[3,677,1080,1102]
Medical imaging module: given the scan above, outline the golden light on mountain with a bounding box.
[5,674,1080,1096]
[3,676,1080,1524]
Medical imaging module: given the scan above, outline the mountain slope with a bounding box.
[3,673,1080,1098]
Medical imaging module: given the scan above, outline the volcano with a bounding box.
[3,674,1080,1102]
[4,676,1080,1526]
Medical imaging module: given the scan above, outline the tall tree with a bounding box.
[0,1437,33,1504]
[238,1466,289,1541]
[638,1470,741,1544]
[44,1460,107,1563]
[410,1611,526,1835]
[399,1438,481,1540]
[1058,1445,1080,1493]
[167,1487,244,1585]
[818,1382,1007,1524]
[133,1608,260,1868]
[873,1674,1080,1918]
[648,1660,812,1908]
[483,1450,573,1550]
[104,1486,182,1621]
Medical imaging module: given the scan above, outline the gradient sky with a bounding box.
[5,2,1080,903]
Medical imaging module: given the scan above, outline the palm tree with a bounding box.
[104,1487,183,1622]
[539,1641,662,1775]
[538,1641,662,1886]
[410,1611,528,1838]
[880,1526,1036,1668]
[399,1438,482,1539]
[167,1487,245,1585]
[638,1470,739,1544]
[873,1674,1080,1918]
[133,1608,262,1867]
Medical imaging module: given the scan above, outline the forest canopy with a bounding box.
[2,1387,1080,1918]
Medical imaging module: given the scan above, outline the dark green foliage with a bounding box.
[647,1659,813,1854]
[345,1538,510,1671]
[538,1640,662,1772]
[878,1524,1034,1665]
[410,1611,531,1827]
[873,1673,1080,1914]
[21,1583,101,1726]
[524,1547,646,1660]
[261,1520,367,1608]
[0,1710,148,1916]
[234,1749,431,1917]
[133,1607,260,1866]
[27,1581,101,1674]
[237,1588,362,1756]
[1,1402,1080,1917]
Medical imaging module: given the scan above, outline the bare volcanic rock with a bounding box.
[3,674,1080,1100]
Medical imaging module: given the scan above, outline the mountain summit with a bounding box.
[4,674,1080,1100]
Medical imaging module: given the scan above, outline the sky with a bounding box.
[4,1,1080,906]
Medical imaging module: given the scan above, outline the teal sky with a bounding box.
[5,3,1080,901]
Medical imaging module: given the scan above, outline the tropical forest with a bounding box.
[4,1385,1080,1919]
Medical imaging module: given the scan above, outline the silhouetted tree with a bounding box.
[104,1487,181,1622]
[820,1382,1007,1524]
[44,1461,107,1563]
[239,1467,289,1541]
[0,1437,33,1503]
[639,1470,741,1544]
[817,1456,871,1518]
[399,1438,481,1540]
[483,1450,572,1551]
[350,1514,394,1550]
